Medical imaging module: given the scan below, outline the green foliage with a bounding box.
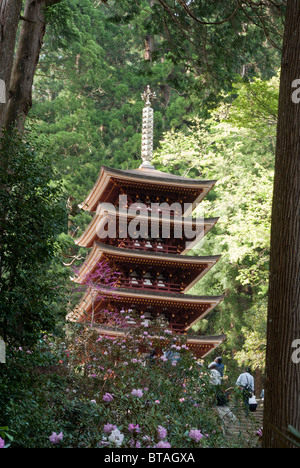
[154,74,278,372]
[225,74,279,131]
[32,3,191,184]
[234,302,267,371]
[45,1,80,49]
[107,0,282,96]
[0,426,13,448]
[0,0,286,449]
[0,314,253,448]
[0,131,68,347]
[28,0,281,374]
[19,0,282,403]
[0,341,69,448]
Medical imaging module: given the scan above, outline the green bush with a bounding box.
[0,130,68,348]
[0,311,245,448]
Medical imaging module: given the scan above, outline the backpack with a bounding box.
[216,390,229,407]
[243,375,252,397]
[249,394,257,412]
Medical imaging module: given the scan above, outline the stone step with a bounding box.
[223,400,264,444]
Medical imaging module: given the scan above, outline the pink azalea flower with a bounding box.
[0,438,5,448]
[188,429,204,442]
[103,392,114,402]
[157,425,167,440]
[155,440,171,448]
[131,389,143,397]
[49,432,63,444]
[128,424,140,433]
[103,424,117,433]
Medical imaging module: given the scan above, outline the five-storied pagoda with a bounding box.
[67,87,225,358]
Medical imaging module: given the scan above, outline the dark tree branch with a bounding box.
[237,0,283,49]
[171,0,241,26]
[19,15,37,23]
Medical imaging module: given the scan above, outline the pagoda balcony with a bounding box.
[116,277,184,294]
[117,202,184,218]
[117,238,180,254]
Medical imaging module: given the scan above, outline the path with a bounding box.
[218,398,264,447]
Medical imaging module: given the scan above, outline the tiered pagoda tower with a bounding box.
[68,87,225,358]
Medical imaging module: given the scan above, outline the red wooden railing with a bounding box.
[117,239,181,254]
[116,277,184,294]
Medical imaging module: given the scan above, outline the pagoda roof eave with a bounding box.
[94,325,226,349]
[67,286,224,324]
[101,165,217,187]
[66,322,226,358]
[91,325,226,346]
[79,165,218,213]
[76,285,224,307]
[95,241,221,263]
[74,208,219,249]
[186,334,226,358]
[73,241,221,286]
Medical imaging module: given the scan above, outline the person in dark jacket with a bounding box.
[208,357,225,377]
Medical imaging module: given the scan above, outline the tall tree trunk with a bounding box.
[0,0,23,134]
[263,0,300,448]
[145,0,155,61]
[4,0,48,132]
[4,0,60,132]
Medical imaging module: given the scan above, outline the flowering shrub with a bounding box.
[0,308,245,448]
[56,309,227,448]
[49,432,64,444]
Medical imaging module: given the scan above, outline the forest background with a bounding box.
[0,0,287,447]
[29,0,281,385]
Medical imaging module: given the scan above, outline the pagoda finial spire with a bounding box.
[141,85,156,106]
[140,85,156,169]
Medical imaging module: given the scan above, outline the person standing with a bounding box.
[209,363,236,433]
[208,357,225,377]
[236,368,255,415]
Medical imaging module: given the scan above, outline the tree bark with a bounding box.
[0,0,23,133]
[144,34,154,62]
[4,0,61,132]
[4,0,47,132]
[263,0,300,448]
